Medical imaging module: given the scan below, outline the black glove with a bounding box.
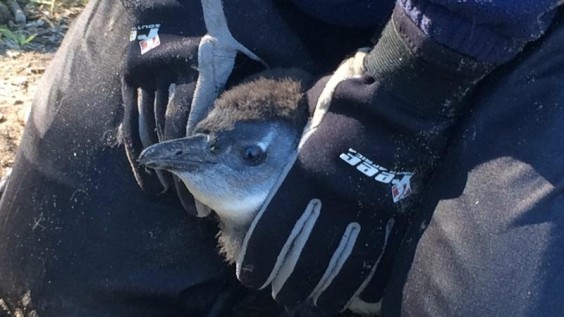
[121,36,203,190]
[236,6,495,315]
[120,1,206,196]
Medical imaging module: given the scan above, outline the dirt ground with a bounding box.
[0,0,85,181]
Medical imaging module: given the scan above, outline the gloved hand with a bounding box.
[120,1,206,197]
[121,33,202,193]
[121,0,312,214]
[235,6,495,315]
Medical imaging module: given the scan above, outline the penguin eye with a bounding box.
[241,145,265,165]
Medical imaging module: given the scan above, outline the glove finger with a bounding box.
[351,214,410,306]
[316,217,393,313]
[121,79,164,193]
[150,78,177,191]
[270,210,356,307]
[141,88,175,191]
[163,77,200,216]
[164,79,196,140]
[237,166,318,289]
[154,76,172,142]
[271,203,391,312]
[304,75,331,115]
[173,176,199,216]
[139,89,158,147]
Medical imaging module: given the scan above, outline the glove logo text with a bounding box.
[339,148,413,203]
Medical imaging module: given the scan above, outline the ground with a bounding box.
[0,0,85,182]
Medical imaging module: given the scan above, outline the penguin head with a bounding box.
[139,68,312,260]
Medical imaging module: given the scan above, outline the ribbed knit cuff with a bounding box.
[364,5,495,118]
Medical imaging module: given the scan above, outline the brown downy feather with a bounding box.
[196,68,313,135]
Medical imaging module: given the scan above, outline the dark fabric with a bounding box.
[382,8,564,317]
[289,0,394,28]
[400,0,559,63]
[292,0,558,63]
[270,1,377,74]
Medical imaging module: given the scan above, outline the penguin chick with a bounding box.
[139,68,312,262]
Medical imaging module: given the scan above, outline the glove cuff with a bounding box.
[364,5,496,117]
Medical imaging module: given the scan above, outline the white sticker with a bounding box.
[391,174,413,203]
[130,24,161,54]
[139,35,161,55]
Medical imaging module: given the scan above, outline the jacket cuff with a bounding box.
[364,5,495,118]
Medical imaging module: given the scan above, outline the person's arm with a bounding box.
[400,0,559,64]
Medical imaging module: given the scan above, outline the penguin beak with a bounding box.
[139,135,217,172]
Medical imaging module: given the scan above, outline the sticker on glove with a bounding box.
[130,24,161,55]
[339,148,413,203]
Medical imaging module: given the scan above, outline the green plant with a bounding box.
[0,26,37,48]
